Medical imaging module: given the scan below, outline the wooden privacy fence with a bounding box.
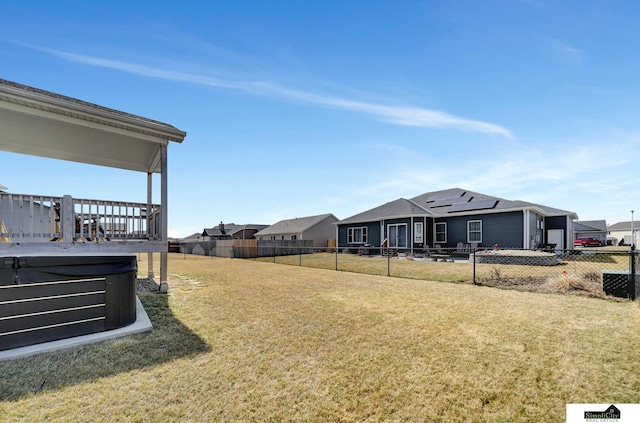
[217,240,258,258]
[178,239,314,258]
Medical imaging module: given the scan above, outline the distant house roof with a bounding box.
[202,223,269,237]
[255,213,338,236]
[575,220,607,232]
[608,221,636,231]
[180,232,202,241]
[340,188,578,224]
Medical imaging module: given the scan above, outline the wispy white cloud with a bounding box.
[34,45,513,138]
[345,136,640,222]
[544,38,583,62]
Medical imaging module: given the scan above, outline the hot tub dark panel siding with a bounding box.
[105,274,136,329]
[0,278,107,351]
[0,255,137,352]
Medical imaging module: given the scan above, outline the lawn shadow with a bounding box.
[0,292,211,401]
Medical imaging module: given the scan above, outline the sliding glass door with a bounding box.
[388,223,407,248]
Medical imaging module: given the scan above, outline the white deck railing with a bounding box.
[0,193,160,243]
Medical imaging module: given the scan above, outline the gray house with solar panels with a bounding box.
[336,188,578,253]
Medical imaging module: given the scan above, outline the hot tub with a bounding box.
[0,254,137,351]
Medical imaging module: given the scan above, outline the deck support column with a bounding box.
[146,172,154,280]
[159,144,169,293]
[61,195,74,242]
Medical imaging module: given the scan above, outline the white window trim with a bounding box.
[435,222,447,244]
[467,220,482,243]
[347,226,368,244]
[414,222,424,244]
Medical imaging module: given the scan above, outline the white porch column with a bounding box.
[147,172,154,280]
[159,143,169,293]
[523,210,529,249]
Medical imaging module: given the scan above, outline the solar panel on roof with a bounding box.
[447,199,498,213]
[427,191,464,202]
[429,197,459,207]
[429,196,472,208]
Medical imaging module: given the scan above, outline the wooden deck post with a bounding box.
[159,144,169,293]
[61,195,74,242]
[147,172,154,280]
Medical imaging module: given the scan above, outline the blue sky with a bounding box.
[1,1,639,238]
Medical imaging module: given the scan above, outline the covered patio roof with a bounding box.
[0,78,187,292]
[0,78,186,173]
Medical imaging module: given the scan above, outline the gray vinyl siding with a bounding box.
[436,211,524,248]
[529,211,544,249]
[337,222,381,248]
[303,216,339,248]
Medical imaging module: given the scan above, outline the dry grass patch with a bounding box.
[1,254,639,422]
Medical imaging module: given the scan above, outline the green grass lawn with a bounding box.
[1,254,639,422]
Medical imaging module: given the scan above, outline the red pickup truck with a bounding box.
[574,237,602,247]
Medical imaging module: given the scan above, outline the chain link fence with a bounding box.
[236,246,639,300]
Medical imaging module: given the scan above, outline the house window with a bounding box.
[348,227,367,244]
[414,222,423,243]
[291,234,297,240]
[468,220,482,243]
[388,224,407,248]
[270,236,276,240]
[435,222,447,244]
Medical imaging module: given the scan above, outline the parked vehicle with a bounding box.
[574,237,602,247]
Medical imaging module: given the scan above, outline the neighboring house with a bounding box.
[607,221,638,246]
[180,232,202,242]
[574,220,608,244]
[201,222,268,241]
[254,213,339,248]
[336,188,578,252]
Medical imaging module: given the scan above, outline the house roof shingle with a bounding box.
[338,199,432,224]
[340,187,578,224]
[607,221,636,231]
[255,213,338,236]
[575,220,608,232]
[203,223,268,237]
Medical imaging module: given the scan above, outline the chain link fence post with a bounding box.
[387,252,391,277]
[473,248,477,285]
[629,245,636,300]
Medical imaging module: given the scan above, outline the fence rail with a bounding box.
[0,192,160,242]
[219,245,638,301]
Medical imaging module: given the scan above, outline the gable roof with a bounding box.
[607,221,636,231]
[411,188,577,217]
[255,213,338,236]
[575,220,607,232]
[339,198,432,224]
[181,232,202,241]
[340,188,578,224]
[0,78,186,173]
[202,223,268,237]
